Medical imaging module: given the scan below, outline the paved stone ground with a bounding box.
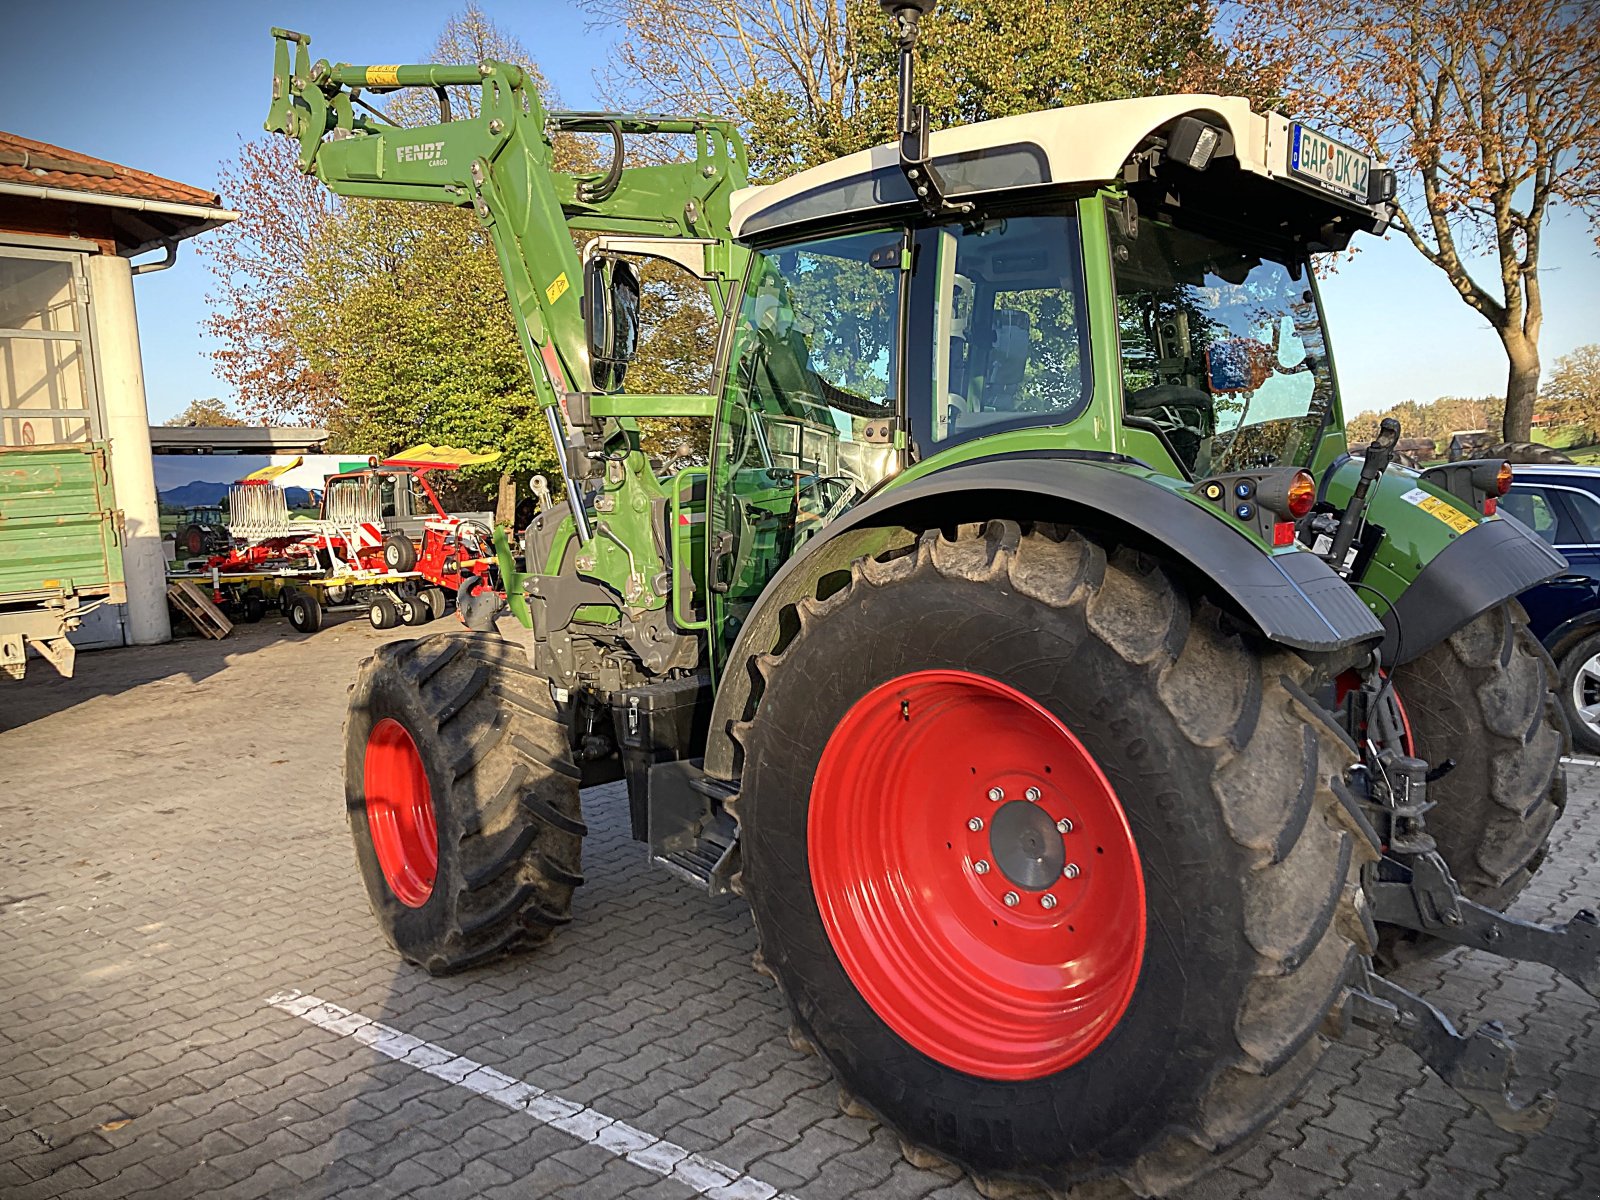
[2,616,1599,1200]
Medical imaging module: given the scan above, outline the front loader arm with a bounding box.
[267,28,747,399]
[266,28,749,643]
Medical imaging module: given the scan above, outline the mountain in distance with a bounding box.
[158,480,228,507]
[158,482,317,512]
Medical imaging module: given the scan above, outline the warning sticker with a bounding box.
[1401,487,1477,535]
[546,272,570,305]
[367,65,401,86]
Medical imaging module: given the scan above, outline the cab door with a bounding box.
[707,229,908,667]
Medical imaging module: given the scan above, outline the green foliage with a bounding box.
[742,0,1224,179]
[163,397,246,427]
[1541,344,1600,442]
[1347,350,1600,452]
[1345,396,1505,448]
[288,200,559,500]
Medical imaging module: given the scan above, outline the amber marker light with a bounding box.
[1286,470,1316,519]
[1496,462,1514,496]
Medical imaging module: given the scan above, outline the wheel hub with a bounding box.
[987,799,1065,891]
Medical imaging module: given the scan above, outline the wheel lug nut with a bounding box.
[1003,891,1020,907]
[987,787,1004,802]
[973,860,990,875]
[1063,863,1080,879]
[1041,894,1058,910]
[967,817,984,832]
[1056,818,1073,834]
[1025,787,1041,802]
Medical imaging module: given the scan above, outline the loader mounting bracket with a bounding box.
[1329,964,1556,1133]
[1367,854,1600,999]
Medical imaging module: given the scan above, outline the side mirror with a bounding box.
[584,255,641,392]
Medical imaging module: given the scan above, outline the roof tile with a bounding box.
[0,130,224,208]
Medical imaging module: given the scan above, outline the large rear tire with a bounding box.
[1381,603,1567,965]
[734,521,1377,1197]
[345,632,585,974]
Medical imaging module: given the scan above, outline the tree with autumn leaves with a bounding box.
[1229,0,1600,443]
[204,0,1600,463]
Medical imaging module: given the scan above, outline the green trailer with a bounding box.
[0,442,124,680]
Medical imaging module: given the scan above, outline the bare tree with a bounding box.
[1229,0,1600,441]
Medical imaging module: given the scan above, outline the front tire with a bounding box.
[735,521,1376,1197]
[1383,603,1567,963]
[369,596,400,630]
[286,591,323,634]
[345,632,585,973]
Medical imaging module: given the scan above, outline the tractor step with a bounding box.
[644,757,741,896]
[1328,964,1556,1132]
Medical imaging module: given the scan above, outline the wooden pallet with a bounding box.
[167,580,233,639]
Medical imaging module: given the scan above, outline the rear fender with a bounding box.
[703,455,1383,779]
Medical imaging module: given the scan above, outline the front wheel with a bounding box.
[736,521,1376,1197]
[286,591,323,634]
[346,633,586,973]
[1381,603,1567,964]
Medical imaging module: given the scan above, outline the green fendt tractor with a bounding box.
[268,2,1598,1193]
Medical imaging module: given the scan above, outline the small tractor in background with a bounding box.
[175,504,232,558]
[268,1,1599,1194]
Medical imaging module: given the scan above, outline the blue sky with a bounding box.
[2,0,1596,424]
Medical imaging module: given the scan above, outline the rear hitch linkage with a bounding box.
[1338,654,1600,1126]
[1326,962,1557,1133]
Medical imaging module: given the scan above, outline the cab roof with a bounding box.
[728,94,1391,248]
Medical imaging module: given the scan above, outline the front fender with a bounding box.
[703,454,1382,779]
[1321,461,1566,664]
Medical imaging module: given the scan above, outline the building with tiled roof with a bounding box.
[0,131,234,255]
[1,133,239,658]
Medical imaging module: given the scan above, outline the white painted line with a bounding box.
[266,990,796,1200]
[1562,755,1600,769]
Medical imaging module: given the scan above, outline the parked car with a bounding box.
[1502,464,1600,752]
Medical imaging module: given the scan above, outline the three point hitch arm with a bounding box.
[1340,649,1599,1132]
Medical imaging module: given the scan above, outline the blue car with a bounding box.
[1502,463,1600,752]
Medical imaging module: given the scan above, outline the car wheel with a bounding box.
[1559,631,1600,754]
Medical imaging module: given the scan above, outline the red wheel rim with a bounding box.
[808,670,1146,1080]
[364,718,437,907]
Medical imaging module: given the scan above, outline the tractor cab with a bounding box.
[707,94,1397,635]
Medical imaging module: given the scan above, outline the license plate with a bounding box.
[1289,124,1372,203]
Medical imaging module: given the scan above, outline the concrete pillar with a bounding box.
[88,252,170,646]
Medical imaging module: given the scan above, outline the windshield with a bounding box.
[1111,206,1336,476]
